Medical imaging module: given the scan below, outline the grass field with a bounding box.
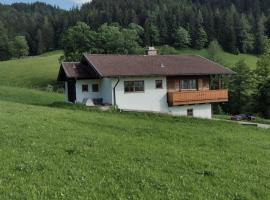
[0,50,62,89]
[0,91,269,199]
[0,51,269,199]
[158,46,259,69]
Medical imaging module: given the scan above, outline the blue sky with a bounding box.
[2,0,91,10]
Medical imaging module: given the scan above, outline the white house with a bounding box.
[57,48,235,119]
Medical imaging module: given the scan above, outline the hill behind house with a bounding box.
[0,51,269,199]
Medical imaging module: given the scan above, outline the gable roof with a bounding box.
[58,54,236,81]
[57,62,99,81]
[82,54,235,77]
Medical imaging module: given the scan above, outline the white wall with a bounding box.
[101,78,113,104]
[112,76,168,113]
[75,79,101,103]
[112,77,212,119]
[169,104,212,119]
[71,77,212,119]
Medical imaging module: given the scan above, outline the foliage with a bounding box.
[175,27,191,48]
[207,40,223,63]
[0,22,12,61]
[11,36,29,58]
[195,27,208,50]
[61,22,97,61]
[256,78,270,118]
[254,51,270,84]
[227,60,253,114]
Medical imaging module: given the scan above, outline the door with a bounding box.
[67,80,76,103]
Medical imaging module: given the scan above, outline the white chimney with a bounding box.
[146,46,157,56]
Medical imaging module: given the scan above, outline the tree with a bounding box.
[207,40,223,63]
[254,15,268,55]
[97,23,124,53]
[12,36,29,58]
[61,22,97,61]
[128,23,144,45]
[97,23,141,54]
[221,6,238,54]
[195,27,208,49]
[228,60,253,114]
[175,27,191,48]
[0,22,12,61]
[236,14,254,53]
[144,18,160,46]
[255,51,270,84]
[256,78,270,118]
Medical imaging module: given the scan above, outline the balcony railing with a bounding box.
[167,89,228,106]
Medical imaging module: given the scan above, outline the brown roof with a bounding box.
[58,54,235,81]
[58,62,99,81]
[83,54,236,77]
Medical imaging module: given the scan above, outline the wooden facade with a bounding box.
[167,76,228,106]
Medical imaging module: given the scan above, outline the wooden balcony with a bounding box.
[167,89,228,106]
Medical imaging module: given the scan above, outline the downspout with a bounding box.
[113,77,120,108]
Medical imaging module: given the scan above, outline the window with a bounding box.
[124,81,144,92]
[92,84,99,92]
[155,80,163,89]
[187,109,193,117]
[180,79,197,90]
[82,84,88,92]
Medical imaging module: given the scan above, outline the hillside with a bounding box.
[0,51,62,89]
[0,49,258,93]
[0,87,269,199]
[158,47,259,69]
[0,51,269,199]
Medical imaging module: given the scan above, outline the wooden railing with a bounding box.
[167,89,228,106]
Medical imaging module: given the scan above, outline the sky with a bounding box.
[2,0,91,10]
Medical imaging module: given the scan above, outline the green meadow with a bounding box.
[0,51,269,199]
[158,46,259,69]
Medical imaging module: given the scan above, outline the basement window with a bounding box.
[155,80,163,89]
[124,81,144,92]
[82,84,88,92]
[92,84,99,92]
[187,109,193,117]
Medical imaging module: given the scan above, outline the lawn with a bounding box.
[0,50,63,89]
[158,46,259,69]
[0,87,269,199]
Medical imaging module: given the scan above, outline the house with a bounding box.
[57,47,235,119]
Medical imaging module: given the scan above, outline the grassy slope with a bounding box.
[0,92,269,199]
[158,47,259,69]
[0,51,62,89]
[0,51,268,199]
[0,85,63,106]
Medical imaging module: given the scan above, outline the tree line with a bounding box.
[2,0,270,60]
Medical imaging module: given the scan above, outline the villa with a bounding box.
[57,47,235,118]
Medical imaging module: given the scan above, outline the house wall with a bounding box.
[101,78,113,104]
[75,79,102,103]
[70,77,212,119]
[112,76,169,113]
[168,104,212,119]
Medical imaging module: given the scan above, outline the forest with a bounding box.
[0,0,270,117]
[2,0,270,59]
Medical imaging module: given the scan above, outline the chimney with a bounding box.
[146,46,157,56]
